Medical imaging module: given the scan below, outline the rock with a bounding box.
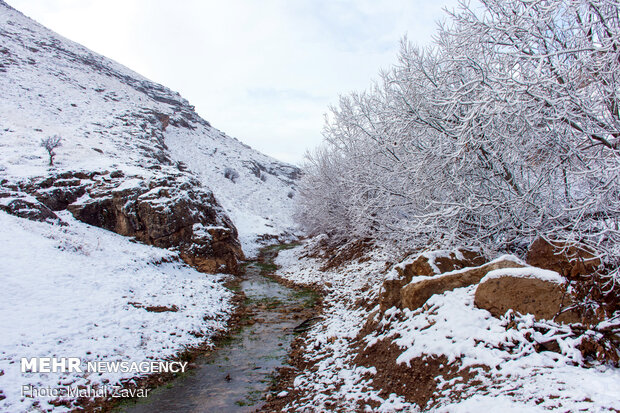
[0,195,58,222]
[398,249,486,280]
[33,185,86,211]
[5,168,245,274]
[66,172,243,274]
[380,248,486,311]
[5,169,244,274]
[379,279,409,312]
[180,225,242,274]
[474,268,580,324]
[26,171,97,211]
[526,237,600,279]
[400,257,525,311]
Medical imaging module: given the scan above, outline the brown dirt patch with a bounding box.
[353,337,487,410]
[299,237,373,272]
[127,303,180,313]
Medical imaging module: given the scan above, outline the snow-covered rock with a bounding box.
[379,248,485,311]
[275,238,620,412]
[400,256,526,311]
[475,267,582,324]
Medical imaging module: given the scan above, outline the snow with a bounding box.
[274,241,418,412]
[2,1,619,411]
[408,255,525,287]
[434,394,548,413]
[385,248,498,281]
[274,238,620,412]
[0,211,233,412]
[164,125,300,257]
[481,267,566,284]
[386,250,454,281]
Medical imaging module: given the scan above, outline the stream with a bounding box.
[121,245,316,412]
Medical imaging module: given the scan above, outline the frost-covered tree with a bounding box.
[297,0,620,280]
[40,135,62,166]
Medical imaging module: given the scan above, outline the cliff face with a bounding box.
[0,1,299,271]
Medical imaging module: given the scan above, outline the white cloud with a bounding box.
[6,0,460,164]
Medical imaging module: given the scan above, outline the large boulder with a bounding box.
[526,237,600,279]
[400,257,525,311]
[67,173,244,274]
[474,267,581,324]
[379,248,485,311]
[397,249,486,280]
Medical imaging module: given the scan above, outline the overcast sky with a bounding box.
[7,0,460,164]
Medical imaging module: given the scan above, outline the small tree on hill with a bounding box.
[40,135,62,166]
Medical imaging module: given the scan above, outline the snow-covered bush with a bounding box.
[223,167,239,183]
[297,0,620,281]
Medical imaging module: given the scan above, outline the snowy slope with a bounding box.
[0,210,233,412]
[165,126,300,257]
[0,0,300,256]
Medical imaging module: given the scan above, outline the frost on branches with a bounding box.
[296,0,620,283]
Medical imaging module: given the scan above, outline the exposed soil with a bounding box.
[299,237,373,272]
[353,338,487,410]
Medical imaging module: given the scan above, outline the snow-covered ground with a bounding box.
[0,211,233,412]
[273,238,620,412]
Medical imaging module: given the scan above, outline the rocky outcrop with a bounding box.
[400,257,525,311]
[28,170,94,211]
[397,249,486,280]
[0,190,58,222]
[526,237,601,279]
[66,172,243,274]
[474,268,581,324]
[2,170,244,274]
[180,224,242,274]
[380,249,486,311]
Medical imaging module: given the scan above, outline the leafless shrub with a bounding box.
[40,135,62,166]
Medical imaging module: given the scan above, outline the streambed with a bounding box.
[121,245,315,412]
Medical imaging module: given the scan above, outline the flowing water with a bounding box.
[120,246,315,413]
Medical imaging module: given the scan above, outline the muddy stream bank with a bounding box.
[119,244,318,412]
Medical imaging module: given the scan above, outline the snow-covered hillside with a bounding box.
[165,126,300,257]
[0,1,300,410]
[0,0,300,257]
